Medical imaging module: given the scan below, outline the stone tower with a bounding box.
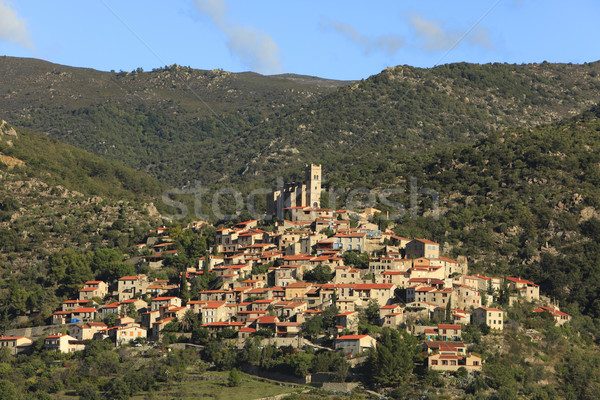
[305,164,322,208]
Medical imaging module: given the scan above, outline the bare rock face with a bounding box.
[0,154,25,169]
[145,202,161,218]
[580,206,600,223]
[0,120,17,137]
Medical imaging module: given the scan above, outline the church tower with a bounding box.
[305,164,322,208]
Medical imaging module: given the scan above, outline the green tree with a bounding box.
[367,328,417,388]
[0,348,11,364]
[302,315,324,340]
[480,290,488,306]
[76,383,101,400]
[48,249,93,295]
[91,248,134,283]
[487,278,495,295]
[104,377,131,400]
[289,352,314,378]
[179,309,196,332]
[498,277,510,306]
[365,299,380,325]
[126,303,138,318]
[321,305,339,331]
[104,313,117,327]
[227,368,242,387]
[303,264,332,283]
[0,380,20,400]
[164,254,193,272]
[7,280,27,315]
[343,251,369,268]
[239,337,261,365]
[179,273,190,302]
[319,228,335,238]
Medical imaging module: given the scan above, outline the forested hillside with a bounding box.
[0,56,348,186]
[0,121,163,262]
[245,61,600,188]
[360,105,600,318]
[3,57,600,399]
[1,57,599,188]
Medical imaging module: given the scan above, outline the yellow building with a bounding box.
[472,307,504,330]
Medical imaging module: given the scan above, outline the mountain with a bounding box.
[0,56,349,186]
[375,105,600,317]
[3,57,600,311]
[1,57,599,189]
[242,61,600,188]
[0,120,164,261]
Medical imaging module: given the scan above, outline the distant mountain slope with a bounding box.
[0,56,349,186]
[376,105,600,316]
[0,120,165,200]
[0,120,164,260]
[243,61,600,187]
[2,57,600,188]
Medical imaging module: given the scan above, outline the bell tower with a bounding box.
[305,164,322,208]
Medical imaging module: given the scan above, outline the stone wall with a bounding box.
[321,382,360,393]
[240,364,310,385]
[5,324,63,339]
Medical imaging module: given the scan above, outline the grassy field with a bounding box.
[55,370,304,399]
[135,370,303,400]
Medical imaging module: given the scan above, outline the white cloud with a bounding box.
[468,26,494,50]
[324,20,405,56]
[407,13,494,53]
[194,0,281,75]
[0,1,33,50]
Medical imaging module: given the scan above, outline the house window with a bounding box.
[431,360,438,365]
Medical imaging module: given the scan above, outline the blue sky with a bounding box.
[0,0,598,81]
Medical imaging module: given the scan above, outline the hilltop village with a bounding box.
[0,165,571,381]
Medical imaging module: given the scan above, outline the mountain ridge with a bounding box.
[2,57,600,188]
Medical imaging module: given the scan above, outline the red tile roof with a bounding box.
[336,311,358,316]
[256,316,278,324]
[336,335,371,340]
[507,277,538,286]
[353,283,394,290]
[479,307,503,312]
[413,238,438,245]
[72,307,97,313]
[438,324,461,330]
